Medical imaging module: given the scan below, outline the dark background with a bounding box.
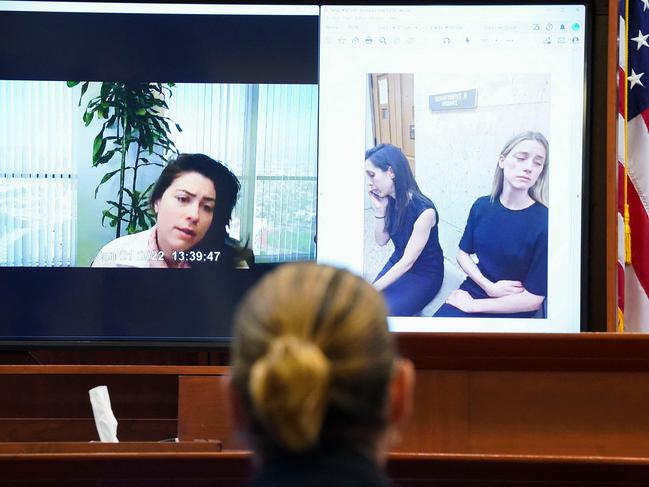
[0,11,318,83]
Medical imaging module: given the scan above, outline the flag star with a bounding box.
[632,30,649,50]
[642,0,649,11]
[629,69,645,89]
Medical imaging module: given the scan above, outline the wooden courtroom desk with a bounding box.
[3,334,649,484]
[1,447,649,486]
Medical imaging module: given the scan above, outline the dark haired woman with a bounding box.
[230,262,414,487]
[434,131,549,318]
[365,144,443,316]
[92,153,243,268]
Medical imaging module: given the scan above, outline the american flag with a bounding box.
[619,0,649,331]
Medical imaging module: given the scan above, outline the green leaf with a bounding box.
[94,168,121,197]
[100,82,111,101]
[135,108,146,116]
[83,110,94,126]
[140,182,155,198]
[145,212,156,227]
[101,209,117,227]
[94,150,115,167]
[175,123,182,132]
[137,213,147,229]
[107,200,128,212]
[92,132,106,164]
[106,114,117,128]
[77,82,89,107]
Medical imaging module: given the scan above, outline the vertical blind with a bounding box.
[254,84,318,261]
[0,81,75,266]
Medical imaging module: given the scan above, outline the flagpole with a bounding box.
[621,0,630,332]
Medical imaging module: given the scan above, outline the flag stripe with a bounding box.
[620,14,626,71]
[629,175,649,297]
[619,67,627,116]
[642,109,649,134]
[618,160,626,214]
[628,115,649,214]
[618,261,626,311]
[618,212,627,266]
[624,266,649,331]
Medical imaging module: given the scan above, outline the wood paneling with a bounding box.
[397,332,649,370]
[0,441,221,453]
[0,366,192,442]
[0,449,649,487]
[394,369,649,456]
[0,419,177,443]
[177,374,244,449]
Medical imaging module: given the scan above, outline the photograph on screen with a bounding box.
[0,80,318,269]
[363,72,550,319]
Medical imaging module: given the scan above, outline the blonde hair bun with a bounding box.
[249,334,331,452]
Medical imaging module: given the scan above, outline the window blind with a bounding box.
[0,81,76,266]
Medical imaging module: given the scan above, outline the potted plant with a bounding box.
[68,81,181,237]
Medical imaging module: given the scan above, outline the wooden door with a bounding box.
[370,73,415,172]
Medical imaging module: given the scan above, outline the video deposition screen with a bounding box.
[0,2,319,343]
[0,2,588,344]
[317,5,587,333]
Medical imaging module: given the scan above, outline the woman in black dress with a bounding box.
[365,144,444,316]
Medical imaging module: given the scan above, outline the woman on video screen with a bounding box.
[365,144,443,316]
[92,153,245,268]
[434,131,549,318]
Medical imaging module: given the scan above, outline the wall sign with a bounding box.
[429,89,477,111]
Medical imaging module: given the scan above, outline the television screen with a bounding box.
[317,5,587,333]
[0,1,590,346]
[0,1,319,344]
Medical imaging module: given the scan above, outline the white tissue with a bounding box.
[89,385,119,443]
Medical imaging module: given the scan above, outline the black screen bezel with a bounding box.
[0,0,592,349]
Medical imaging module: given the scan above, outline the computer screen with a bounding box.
[317,5,587,333]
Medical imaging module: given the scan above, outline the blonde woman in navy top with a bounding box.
[365,144,444,316]
[435,132,549,318]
